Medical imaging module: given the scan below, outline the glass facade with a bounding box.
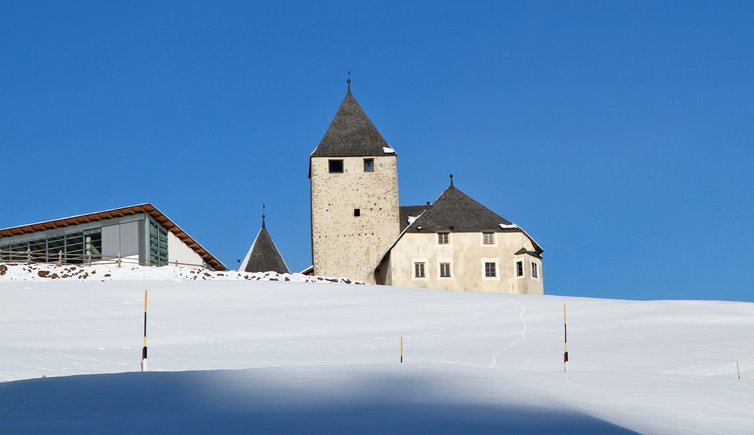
[0,230,102,264]
[149,220,169,266]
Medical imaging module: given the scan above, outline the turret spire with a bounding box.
[347,71,351,94]
[262,204,266,228]
[449,174,454,187]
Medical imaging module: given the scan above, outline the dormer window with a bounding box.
[328,159,344,173]
[363,158,374,172]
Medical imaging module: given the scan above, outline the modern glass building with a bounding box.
[0,204,225,270]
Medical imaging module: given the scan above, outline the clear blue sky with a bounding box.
[1,1,753,301]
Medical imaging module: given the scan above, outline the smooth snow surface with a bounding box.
[1,267,753,434]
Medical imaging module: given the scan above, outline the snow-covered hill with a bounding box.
[1,265,752,434]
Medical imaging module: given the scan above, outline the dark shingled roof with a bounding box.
[399,205,428,232]
[240,224,289,274]
[406,186,514,233]
[311,88,396,158]
[405,185,542,253]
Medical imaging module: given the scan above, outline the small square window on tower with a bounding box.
[354,208,361,217]
[363,158,374,172]
[328,159,344,173]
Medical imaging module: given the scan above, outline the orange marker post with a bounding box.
[400,336,404,363]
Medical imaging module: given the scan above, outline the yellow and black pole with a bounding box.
[563,303,569,372]
[141,289,148,372]
[400,336,404,363]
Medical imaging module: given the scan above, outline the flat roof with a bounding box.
[0,203,226,270]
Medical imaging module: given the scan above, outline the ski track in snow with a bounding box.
[489,298,527,369]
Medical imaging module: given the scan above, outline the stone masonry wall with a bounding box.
[310,155,400,283]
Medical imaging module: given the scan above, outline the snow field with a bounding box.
[1,271,753,433]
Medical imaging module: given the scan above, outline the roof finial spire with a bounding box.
[346,71,351,94]
[449,173,454,187]
[262,204,266,228]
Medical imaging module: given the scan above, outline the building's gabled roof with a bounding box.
[399,205,428,232]
[0,203,226,270]
[238,219,289,274]
[405,185,515,232]
[311,86,396,158]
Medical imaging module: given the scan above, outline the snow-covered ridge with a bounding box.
[0,263,364,284]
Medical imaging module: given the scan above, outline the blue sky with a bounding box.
[1,1,753,301]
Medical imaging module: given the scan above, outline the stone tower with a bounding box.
[309,83,400,283]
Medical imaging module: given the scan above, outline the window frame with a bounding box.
[515,260,525,279]
[531,261,540,280]
[354,208,361,217]
[414,262,426,279]
[411,258,429,281]
[437,232,450,245]
[482,258,499,280]
[328,159,344,173]
[363,158,375,172]
[481,231,496,246]
[439,261,452,279]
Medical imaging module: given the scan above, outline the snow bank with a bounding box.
[0,263,364,284]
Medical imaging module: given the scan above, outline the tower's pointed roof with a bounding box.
[311,86,396,158]
[239,217,289,274]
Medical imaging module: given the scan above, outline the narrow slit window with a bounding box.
[354,208,360,217]
[532,262,539,279]
[516,260,524,277]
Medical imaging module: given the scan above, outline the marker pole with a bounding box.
[737,360,740,380]
[400,336,404,363]
[141,290,148,372]
[563,304,568,372]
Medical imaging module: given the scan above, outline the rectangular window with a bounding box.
[328,159,344,173]
[484,262,496,278]
[440,262,451,278]
[437,232,449,244]
[149,220,169,266]
[414,262,426,278]
[532,262,539,279]
[516,260,524,277]
[354,208,360,217]
[483,232,495,245]
[363,158,374,172]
